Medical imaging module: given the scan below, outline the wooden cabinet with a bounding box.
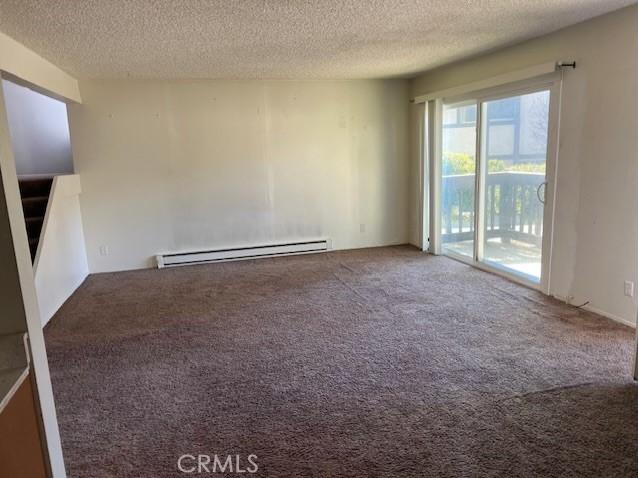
[0,371,48,478]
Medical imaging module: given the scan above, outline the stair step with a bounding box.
[21,195,49,217]
[18,177,53,264]
[18,178,53,198]
[25,216,44,239]
[28,237,38,261]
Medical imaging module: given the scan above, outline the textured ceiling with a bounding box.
[0,0,635,80]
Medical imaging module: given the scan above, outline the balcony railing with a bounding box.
[441,171,545,246]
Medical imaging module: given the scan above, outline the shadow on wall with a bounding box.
[2,80,73,177]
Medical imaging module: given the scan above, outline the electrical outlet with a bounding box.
[360,223,366,233]
[624,280,634,297]
[99,245,110,256]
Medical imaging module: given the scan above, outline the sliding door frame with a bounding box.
[427,99,443,255]
[432,73,562,294]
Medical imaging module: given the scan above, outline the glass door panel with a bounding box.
[440,102,477,259]
[480,90,550,282]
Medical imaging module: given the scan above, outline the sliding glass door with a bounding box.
[440,101,477,259]
[438,82,557,288]
[480,90,550,282]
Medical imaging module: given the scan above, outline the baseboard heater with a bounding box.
[156,239,331,268]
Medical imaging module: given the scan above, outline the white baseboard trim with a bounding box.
[581,304,636,328]
[552,294,636,328]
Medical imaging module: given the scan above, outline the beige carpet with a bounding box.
[44,246,637,477]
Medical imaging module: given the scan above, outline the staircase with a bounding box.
[18,177,52,262]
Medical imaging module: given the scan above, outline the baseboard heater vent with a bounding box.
[156,239,331,268]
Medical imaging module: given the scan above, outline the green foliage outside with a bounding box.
[442,152,546,175]
[442,152,476,176]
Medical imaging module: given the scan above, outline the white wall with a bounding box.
[410,4,638,326]
[34,175,88,327]
[2,80,73,176]
[69,80,410,273]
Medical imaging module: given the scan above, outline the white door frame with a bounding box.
[431,73,562,293]
[413,101,429,251]
[428,99,443,255]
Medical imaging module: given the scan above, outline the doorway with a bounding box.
[437,79,559,290]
